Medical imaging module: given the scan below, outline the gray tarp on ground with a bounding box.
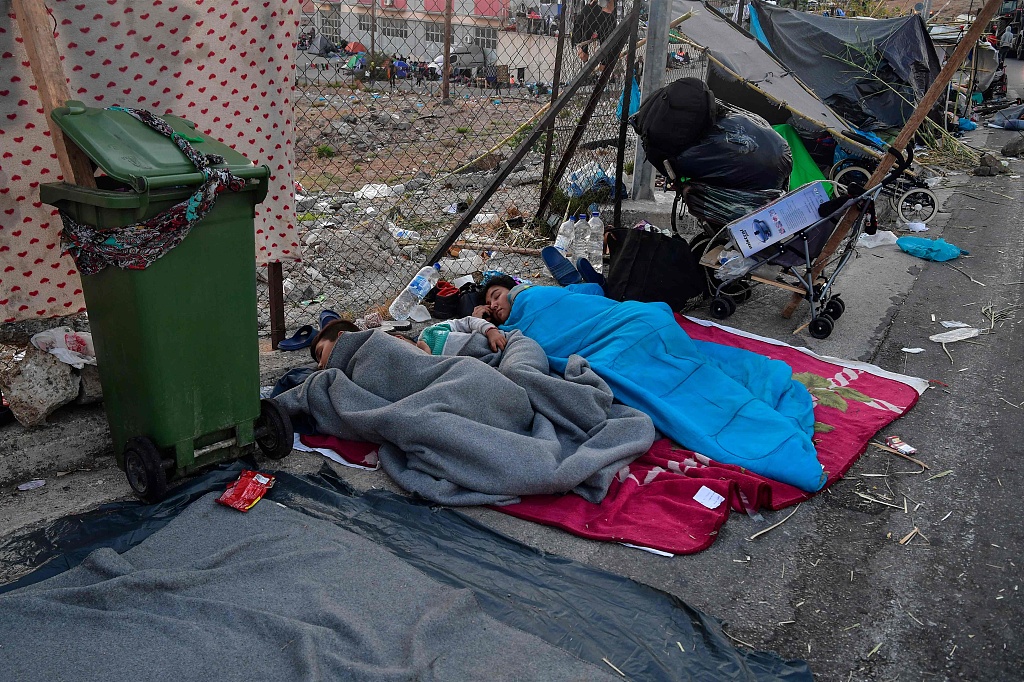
[0,493,622,682]
[273,329,656,506]
[670,0,866,150]
[749,1,942,131]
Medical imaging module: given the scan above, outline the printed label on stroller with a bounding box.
[728,182,830,257]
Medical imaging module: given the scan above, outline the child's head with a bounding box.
[481,274,518,325]
[311,319,361,368]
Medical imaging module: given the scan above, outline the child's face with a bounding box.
[484,286,512,325]
[314,337,339,369]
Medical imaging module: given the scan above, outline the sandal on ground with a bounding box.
[542,246,583,285]
[278,324,317,351]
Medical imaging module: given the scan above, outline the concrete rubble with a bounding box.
[0,346,81,428]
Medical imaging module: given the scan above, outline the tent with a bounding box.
[395,59,411,78]
[347,41,368,54]
[345,53,366,71]
[748,1,942,132]
[306,34,342,58]
[667,0,875,158]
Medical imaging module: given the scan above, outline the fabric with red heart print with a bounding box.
[0,0,300,324]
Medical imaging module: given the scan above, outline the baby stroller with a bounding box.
[699,147,915,339]
[829,134,937,225]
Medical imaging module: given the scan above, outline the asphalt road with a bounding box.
[2,72,1023,682]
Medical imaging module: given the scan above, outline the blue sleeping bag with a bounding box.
[500,285,824,492]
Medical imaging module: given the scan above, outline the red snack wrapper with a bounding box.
[216,470,275,512]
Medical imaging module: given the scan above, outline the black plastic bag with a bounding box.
[605,227,709,311]
[630,77,717,174]
[667,112,792,192]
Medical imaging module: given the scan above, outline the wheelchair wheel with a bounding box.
[895,187,938,224]
[709,296,736,320]
[833,165,872,191]
[808,314,835,340]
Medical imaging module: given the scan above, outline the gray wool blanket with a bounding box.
[0,494,622,682]
[273,329,655,506]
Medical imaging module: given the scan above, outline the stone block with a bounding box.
[0,346,81,427]
[1001,137,1024,157]
[75,364,104,405]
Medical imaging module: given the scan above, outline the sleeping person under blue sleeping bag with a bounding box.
[478,276,824,492]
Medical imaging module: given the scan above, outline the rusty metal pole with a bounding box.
[539,6,568,207]
[267,262,286,350]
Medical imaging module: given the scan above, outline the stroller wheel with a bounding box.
[722,280,753,302]
[896,188,938,224]
[808,314,835,340]
[710,296,736,320]
[833,164,871,191]
[824,296,846,319]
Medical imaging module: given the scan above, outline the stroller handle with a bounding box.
[880,146,913,186]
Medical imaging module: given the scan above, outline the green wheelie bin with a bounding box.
[39,101,292,503]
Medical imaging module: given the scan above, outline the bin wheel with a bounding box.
[808,314,835,340]
[709,296,735,320]
[255,398,294,460]
[895,187,938,225]
[824,296,846,320]
[124,436,169,504]
[722,280,754,303]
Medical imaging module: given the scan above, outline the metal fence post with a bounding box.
[630,0,671,202]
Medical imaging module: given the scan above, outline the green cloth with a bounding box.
[772,124,832,195]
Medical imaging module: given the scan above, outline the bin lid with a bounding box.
[51,101,266,193]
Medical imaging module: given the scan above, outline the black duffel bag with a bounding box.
[605,225,709,312]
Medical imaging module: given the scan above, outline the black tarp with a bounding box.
[748,1,942,132]
[0,463,813,682]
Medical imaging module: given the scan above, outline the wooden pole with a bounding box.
[780,0,1003,318]
[12,0,96,188]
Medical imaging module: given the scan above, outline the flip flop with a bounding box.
[542,246,583,286]
[576,257,606,287]
[278,324,316,352]
[319,309,341,329]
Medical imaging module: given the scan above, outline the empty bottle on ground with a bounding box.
[389,263,441,320]
[588,211,605,273]
[553,215,576,256]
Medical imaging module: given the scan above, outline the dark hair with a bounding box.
[481,274,517,299]
[310,319,361,362]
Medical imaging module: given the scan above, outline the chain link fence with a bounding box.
[259,0,650,337]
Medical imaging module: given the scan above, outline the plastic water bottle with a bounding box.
[572,214,590,261]
[587,211,605,273]
[389,263,441,320]
[553,215,576,256]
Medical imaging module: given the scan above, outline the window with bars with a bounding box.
[424,21,445,44]
[474,26,497,49]
[382,18,408,38]
[357,13,373,32]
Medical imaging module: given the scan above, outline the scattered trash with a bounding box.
[354,183,393,200]
[885,436,917,455]
[747,504,800,541]
[858,230,898,248]
[30,327,96,369]
[901,347,925,353]
[903,221,928,232]
[16,479,46,491]
[940,320,970,328]
[929,327,981,343]
[216,470,275,512]
[408,305,432,322]
[693,485,725,510]
[926,469,954,482]
[897,236,966,262]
